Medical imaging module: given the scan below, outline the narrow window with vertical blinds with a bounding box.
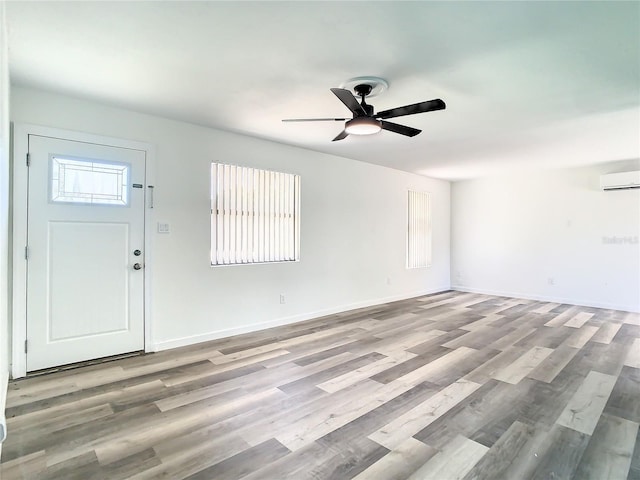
[407,190,432,269]
[211,163,300,266]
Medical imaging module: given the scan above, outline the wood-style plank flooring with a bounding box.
[1,291,639,479]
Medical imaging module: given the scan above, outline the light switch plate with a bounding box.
[157,222,170,234]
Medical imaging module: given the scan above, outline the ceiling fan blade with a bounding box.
[282,118,347,122]
[332,130,349,142]
[330,88,366,116]
[376,99,446,120]
[381,121,421,137]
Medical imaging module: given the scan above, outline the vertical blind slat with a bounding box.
[248,167,252,262]
[242,167,248,263]
[230,165,236,264]
[268,170,272,261]
[258,169,264,263]
[237,166,243,263]
[216,165,223,264]
[224,164,230,264]
[274,171,278,262]
[284,174,290,260]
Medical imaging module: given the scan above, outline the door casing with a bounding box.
[11,123,155,378]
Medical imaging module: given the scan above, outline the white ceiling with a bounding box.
[6,1,640,180]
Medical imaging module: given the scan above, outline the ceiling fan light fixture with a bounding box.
[345,117,382,135]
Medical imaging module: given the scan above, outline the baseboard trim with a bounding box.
[451,285,640,313]
[150,286,451,352]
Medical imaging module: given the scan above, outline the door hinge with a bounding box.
[24,340,28,354]
[26,152,31,167]
[25,246,29,260]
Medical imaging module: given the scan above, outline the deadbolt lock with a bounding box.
[134,249,142,256]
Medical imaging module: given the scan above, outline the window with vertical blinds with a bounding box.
[407,190,432,269]
[211,163,300,266]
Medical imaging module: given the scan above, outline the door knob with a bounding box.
[133,263,142,270]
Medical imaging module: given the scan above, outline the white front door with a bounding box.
[26,134,146,371]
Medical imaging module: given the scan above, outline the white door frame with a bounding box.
[11,123,155,379]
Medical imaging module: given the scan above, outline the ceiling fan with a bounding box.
[282,80,446,142]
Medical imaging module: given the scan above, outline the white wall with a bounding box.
[1,1,11,441]
[10,86,450,351]
[452,161,640,312]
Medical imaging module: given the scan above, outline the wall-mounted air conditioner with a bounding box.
[600,171,640,191]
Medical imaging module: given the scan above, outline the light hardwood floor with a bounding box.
[1,291,639,479]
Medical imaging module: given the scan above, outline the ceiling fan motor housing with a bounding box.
[354,84,373,97]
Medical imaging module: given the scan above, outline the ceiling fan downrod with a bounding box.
[354,84,374,116]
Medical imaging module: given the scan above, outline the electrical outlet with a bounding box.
[548,277,555,286]
[386,277,391,285]
[279,294,285,304]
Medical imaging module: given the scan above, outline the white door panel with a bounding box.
[27,135,145,371]
[48,222,129,340]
